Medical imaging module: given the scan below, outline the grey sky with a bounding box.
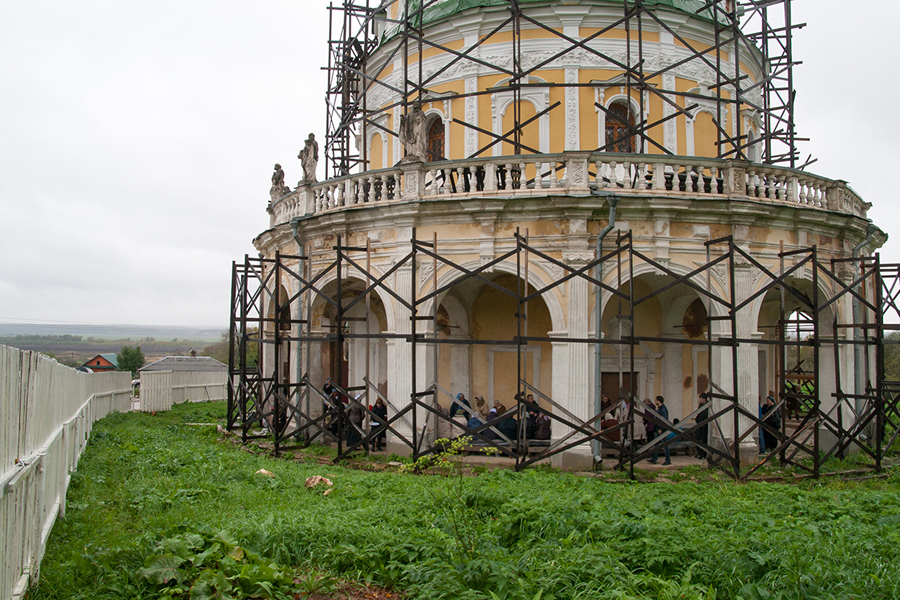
[0,1,896,328]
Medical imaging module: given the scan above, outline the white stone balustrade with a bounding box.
[266,153,869,228]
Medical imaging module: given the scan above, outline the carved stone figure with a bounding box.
[398,102,428,163]
[298,133,319,183]
[270,163,290,202]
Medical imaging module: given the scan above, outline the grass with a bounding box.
[27,401,900,600]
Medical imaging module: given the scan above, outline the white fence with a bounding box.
[0,345,132,600]
[139,371,227,413]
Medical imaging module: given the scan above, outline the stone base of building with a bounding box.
[550,446,595,472]
[386,437,413,457]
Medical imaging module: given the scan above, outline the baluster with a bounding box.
[535,161,543,189]
[520,162,527,190]
[594,160,602,188]
[425,169,434,194]
[708,166,718,193]
[818,185,826,208]
[775,175,785,200]
[686,165,696,192]
[623,161,632,189]
[484,162,496,191]
[504,163,512,190]
[746,170,756,196]
[548,161,557,188]
[608,161,618,188]
[395,172,403,198]
[457,166,465,193]
[799,180,808,205]
[814,183,823,207]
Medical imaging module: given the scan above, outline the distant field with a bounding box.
[0,335,220,367]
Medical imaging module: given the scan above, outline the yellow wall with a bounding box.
[370,133,383,170]
[366,23,749,162]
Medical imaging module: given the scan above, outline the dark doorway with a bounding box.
[601,372,637,402]
[426,117,445,162]
[329,341,349,391]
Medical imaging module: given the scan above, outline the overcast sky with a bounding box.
[0,1,896,328]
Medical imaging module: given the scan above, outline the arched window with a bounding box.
[747,129,760,162]
[426,117,445,162]
[605,102,635,153]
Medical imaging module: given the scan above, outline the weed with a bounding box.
[28,402,900,600]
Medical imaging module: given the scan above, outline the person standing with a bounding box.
[371,397,388,451]
[649,396,671,465]
[761,395,780,453]
[695,392,709,460]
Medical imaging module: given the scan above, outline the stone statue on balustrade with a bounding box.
[398,102,428,163]
[298,133,318,183]
[269,163,290,203]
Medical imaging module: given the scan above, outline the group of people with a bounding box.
[321,377,388,451]
[444,392,552,442]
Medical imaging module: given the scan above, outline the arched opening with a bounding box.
[502,100,539,156]
[426,116,445,162]
[598,271,711,423]
[747,129,760,162]
[693,111,719,158]
[311,278,389,401]
[432,273,554,418]
[369,132,383,170]
[605,101,635,153]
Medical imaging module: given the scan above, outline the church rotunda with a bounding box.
[236,0,891,475]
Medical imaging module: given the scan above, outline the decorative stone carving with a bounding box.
[270,164,290,202]
[419,261,434,289]
[298,133,319,183]
[398,103,428,163]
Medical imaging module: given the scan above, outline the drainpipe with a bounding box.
[291,220,305,422]
[852,221,877,431]
[593,195,619,464]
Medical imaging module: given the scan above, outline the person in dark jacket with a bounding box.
[533,412,551,440]
[450,393,471,419]
[371,397,388,451]
[346,395,365,447]
[695,392,709,460]
[761,395,780,452]
[649,396,671,465]
[642,398,656,440]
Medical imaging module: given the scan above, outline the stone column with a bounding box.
[660,335,685,422]
[386,259,414,454]
[734,260,760,464]
[551,253,594,471]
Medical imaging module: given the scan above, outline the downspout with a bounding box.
[852,220,878,430]
[593,195,619,464]
[291,220,305,422]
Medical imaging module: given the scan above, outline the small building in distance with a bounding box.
[139,355,227,374]
[82,353,118,372]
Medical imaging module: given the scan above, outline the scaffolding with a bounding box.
[323,0,805,178]
[228,230,898,480]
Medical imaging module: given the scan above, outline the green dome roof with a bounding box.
[402,0,729,28]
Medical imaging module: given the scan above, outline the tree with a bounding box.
[199,329,258,367]
[117,345,145,375]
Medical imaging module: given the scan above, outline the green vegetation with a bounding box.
[117,345,145,375]
[29,402,900,600]
[199,329,259,367]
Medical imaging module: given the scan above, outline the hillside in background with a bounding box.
[0,323,226,367]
